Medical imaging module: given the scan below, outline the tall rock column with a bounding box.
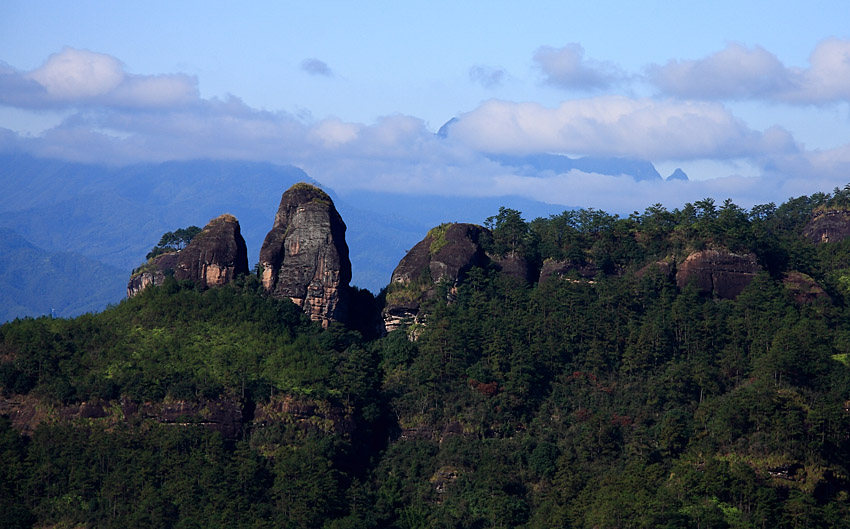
[259,183,351,326]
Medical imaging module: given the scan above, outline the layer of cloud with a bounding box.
[469,65,506,88]
[301,58,333,77]
[534,43,625,90]
[649,38,850,104]
[0,47,198,109]
[2,47,850,215]
[445,97,798,160]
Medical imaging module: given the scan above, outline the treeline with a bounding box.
[3,187,850,528]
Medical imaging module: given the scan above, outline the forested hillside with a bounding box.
[3,187,850,528]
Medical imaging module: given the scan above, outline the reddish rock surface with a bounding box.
[538,259,599,284]
[259,183,351,327]
[174,214,249,288]
[384,223,490,332]
[127,214,248,296]
[127,252,179,297]
[803,209,850,244]
[676,249,761,299]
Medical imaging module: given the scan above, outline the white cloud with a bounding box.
[2,47,850,217]
[445,97,794,160]
[1,47,198,109]
[649,38,850,104]
[27,47,124,100]
[534,44,625,90]
[469,65,506,88]
[301,58,333,77]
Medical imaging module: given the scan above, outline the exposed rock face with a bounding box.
[538,259,599,284]
[259,183,351,326]
[253,394,355,437]
[127,252,179,297]
[174,214,249,288]
[127,214,248,297]
[0,393,355,439]
[383,223,489,332]
[493,254,531,282]
[676,249,761,299]
[783,271,829,304]
[803,210,850,244]
[391,223,489,285]
[635,260,674,280]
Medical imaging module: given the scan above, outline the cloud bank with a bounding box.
[649,39,850,104]
[1,43,849,215]
[534,43,626,90]
[0,47,198,109]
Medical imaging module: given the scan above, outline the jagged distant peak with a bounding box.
[436,118,458,138]
[667,168,689,181]
[490,152,661,181]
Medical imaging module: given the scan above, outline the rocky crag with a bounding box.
[127,214,248,296]
[382,223,536,332]
[173,214,249,288]
[675,248,761,300]
[383,223,489,332]
[0,393,354,440]
[803,209,850,244]
[258,183,352,327]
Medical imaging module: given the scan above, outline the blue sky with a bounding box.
[2,1,850,213]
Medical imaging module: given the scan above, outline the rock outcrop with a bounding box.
[783,271,829,304]
[0,393,354,440]
[259,183,351,327]
[383,223,490,332]
[390,223,489,286]
[675,249,760,299]
[127,214,248,297]
[803,209,850,244]
[127,251,180,297]
[173,214,249,288]
[538,259,599,284]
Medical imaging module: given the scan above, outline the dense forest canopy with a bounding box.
[3,187,850,528]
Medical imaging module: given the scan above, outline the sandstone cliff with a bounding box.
[127,251,179,297]
[675,248,761,300]
[174,214,249,288]
[0,393,355,440]
[803,209,850,244]
[538,258,599,284]
[127,214,248,296]
[259,183,351,327]
[383,223,491,332]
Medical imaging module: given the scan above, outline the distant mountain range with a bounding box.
[0,154,573,321]
[0,228,126,321]
[0,152,679,321]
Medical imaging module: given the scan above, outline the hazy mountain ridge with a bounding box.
[0,228,126,321]
[0,155,568,321]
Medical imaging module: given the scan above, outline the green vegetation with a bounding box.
[4,187,850,528]
[427,223,450,255]
[146,225,202,259]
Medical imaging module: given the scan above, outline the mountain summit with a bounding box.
[259,183,352,327]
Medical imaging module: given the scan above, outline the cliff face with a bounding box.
[127,214,248,297]
[127,252,179,297]
[391,223,489,286]
[538,259,599,284]
[259,184,351,327]
[0,393,354,440]
[803,209,850,244]
[174,214,249,288]
[675,249,761,300]
[383,223,491,332]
